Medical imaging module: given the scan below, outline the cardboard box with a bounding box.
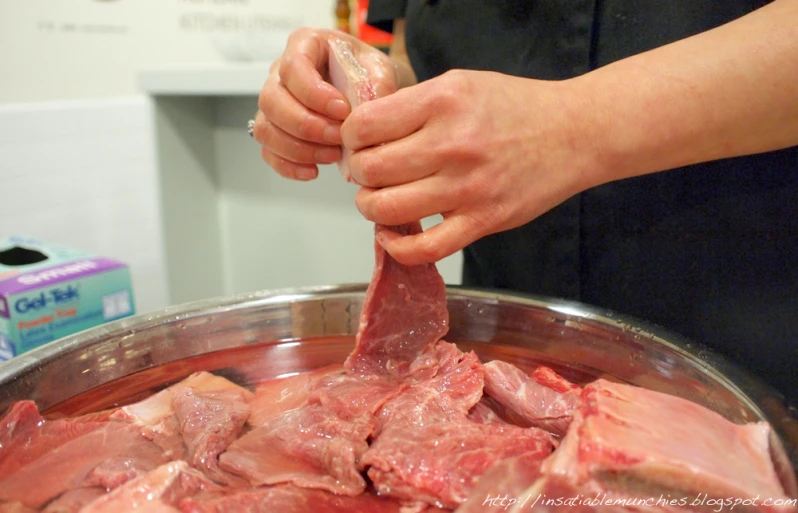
[0,236,135,361]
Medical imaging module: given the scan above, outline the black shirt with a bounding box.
[366,0,798,403]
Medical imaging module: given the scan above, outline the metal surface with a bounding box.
[0,284,796,492]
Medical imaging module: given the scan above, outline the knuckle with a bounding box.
[414,236,445,263]
[260,122,277,149]
[279,55,298,82]
[258,87,276,118]
[371,194,402,225]
[468,205,506,238]
[347,104,376,149]
[295,112,315,140]
[354,151,383,187]
[252,119,267,143]
[354,191,376,222]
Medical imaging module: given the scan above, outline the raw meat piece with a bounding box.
[110,371,254,459]
[455,454,543,513]
[483,361,581,435]
[84,455,163,489]
[0,401,42,455]
[223,366,405,496]
[362,342,555,508]
[172,383,251,484]
[327,39,450,378]
[42,488,106,513]
[248,365,342,427]
[531,366,582,393]
[0,503,36,513]
[81,461,220,513]
[541,379,793,512]
[466,398,506,425]
[364,416,554,509]
[0,422,167,509]
[307,369,406,420]
[0,401,105,481]
[179,485,404,513]
[372,342,485,435]
[219,404,373,495]
[219,369,402,495]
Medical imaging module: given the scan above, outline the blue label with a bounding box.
[14,285,79,314]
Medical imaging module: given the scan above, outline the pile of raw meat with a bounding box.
[0,41,795,513]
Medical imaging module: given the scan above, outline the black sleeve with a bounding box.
[366,0,408,34]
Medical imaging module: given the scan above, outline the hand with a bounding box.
[340,70,602,265]
[252,27,398,181]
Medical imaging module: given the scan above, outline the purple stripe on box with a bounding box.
[0,257,126,297]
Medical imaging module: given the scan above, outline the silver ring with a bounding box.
[247,119,255,138]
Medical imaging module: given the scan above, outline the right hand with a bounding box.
[252,28,398,181]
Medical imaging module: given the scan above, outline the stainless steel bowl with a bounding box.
[1,284,796,494]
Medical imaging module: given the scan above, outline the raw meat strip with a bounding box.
[172,384,251,484]
[0,401,105,481]
[179,485,404,513]
[327,39,450,378]
[541,379,793,512]
[483,361,581,435]
[345,223,449,377]
[81,461,220,513]
[454,454,543,513]
[42,488,106,513]
[0,422,167,509]
[327,38,377,183]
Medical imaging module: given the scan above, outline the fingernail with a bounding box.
[315,147,342,163]
[296,168,317,181]
[323,125,342,144]
[326,99,350,120]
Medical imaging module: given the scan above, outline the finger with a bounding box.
[279,36,351,121]
[261,146,319,181]
[261,119,342,164]
[347,130,438,187]
[355,175,459,225]
[341,87,429,151]
[258,78,343,145]
[375,213,484,266]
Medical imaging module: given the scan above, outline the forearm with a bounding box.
[576,0,798,187]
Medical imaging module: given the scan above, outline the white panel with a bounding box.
[0,97,170,314]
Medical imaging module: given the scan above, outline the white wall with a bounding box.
[0,0,333,104]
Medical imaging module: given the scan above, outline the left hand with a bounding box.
[340,69,603,266]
